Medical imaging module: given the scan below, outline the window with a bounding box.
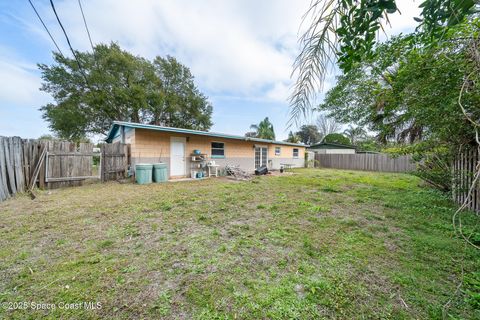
[293,148,299,158]
[275,147,281,156]
[211,142,225,158]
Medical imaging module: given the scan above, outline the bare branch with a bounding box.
[316,113,341,140]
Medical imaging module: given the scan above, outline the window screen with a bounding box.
[293,148,299,158]
[211,142,225,157]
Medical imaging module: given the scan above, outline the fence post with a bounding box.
[451,149,480,213]
[100,144,105,183]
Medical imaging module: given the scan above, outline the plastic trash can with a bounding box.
[153,163,168,183]
[135,163,153,184]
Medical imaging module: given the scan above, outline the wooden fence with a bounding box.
[44,140,99,189]
[315,153,416,173]
[0,137,22,201]
[101,143,130,182]
[0,136,130,202]
[452,148,480,213]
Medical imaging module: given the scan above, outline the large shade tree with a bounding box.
[323,133,351,145]
[39,43,213,140]
[295,125,321,145]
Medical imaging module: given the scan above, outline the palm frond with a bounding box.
[288,0,343,127]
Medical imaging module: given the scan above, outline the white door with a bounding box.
[170,137,186,176]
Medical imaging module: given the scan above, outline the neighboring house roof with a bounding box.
[105,121,307,147]
[308,142,356,149]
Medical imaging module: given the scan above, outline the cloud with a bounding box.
[0,47,51,137]
[22,0,310,102]
[19,0,421,102]
[265,82,291,102]
[0,50,49,106]
[380,0,423,39]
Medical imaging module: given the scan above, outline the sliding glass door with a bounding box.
[254,146,268,168]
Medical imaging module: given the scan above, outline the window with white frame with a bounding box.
[275,147,281,156]
[293,148,299,158]
[211,142,225,158]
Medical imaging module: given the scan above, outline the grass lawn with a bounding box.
[0,169,478,319]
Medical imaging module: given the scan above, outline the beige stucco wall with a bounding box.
[268,145,304,158]
[132,128,257,159]
[127,128,305,177]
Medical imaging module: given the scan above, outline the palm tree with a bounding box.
[343,125,366,145]
[285,131,301,143]
[248,117,276,140]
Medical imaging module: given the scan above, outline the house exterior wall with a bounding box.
[310,148,355,154]
[128,128,305,177]
[267,145,305,169]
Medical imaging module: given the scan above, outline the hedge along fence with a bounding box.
[452,148,480,213]
[314,153,416,173]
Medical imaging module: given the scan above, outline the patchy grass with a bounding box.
[0,169,478,319]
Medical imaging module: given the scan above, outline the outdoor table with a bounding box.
[280,163,293,171]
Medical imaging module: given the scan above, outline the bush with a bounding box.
[323,133,351,145]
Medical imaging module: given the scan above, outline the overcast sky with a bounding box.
[0,0,421,141]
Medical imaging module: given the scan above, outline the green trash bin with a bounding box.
[153,163,168,183]
[135,163,153,184]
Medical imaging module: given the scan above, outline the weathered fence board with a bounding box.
[315,153,416,173]
[0,138,46,201]
[0,138,9,201]
[0,137,131,202]
[453,149,479,213]
[4,137,16,194]
[44,141,97,189]
[101,142,129,182]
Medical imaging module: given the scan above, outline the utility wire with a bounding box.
[49,0,89,85]
[78,0,94,52]
[27,0,64,56]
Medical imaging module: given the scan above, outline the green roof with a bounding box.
[105,121,307,147]
[308,142,356,149]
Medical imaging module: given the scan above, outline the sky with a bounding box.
[0,0,421,141]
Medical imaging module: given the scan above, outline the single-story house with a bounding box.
[308,142,356,154]
[105,121,306,178]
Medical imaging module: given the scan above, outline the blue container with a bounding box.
[135,164,153,184]
[153,163,168,183]
[193,149,201,155]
